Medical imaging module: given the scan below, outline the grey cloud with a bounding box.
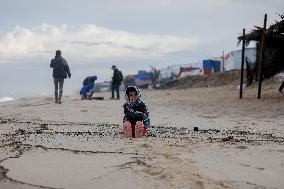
[70,41,152,51]
[29,50,53,54]
[70,41,115,46]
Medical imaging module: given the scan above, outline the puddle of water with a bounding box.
[1,148,142,189]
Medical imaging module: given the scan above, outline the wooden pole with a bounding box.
[222,50,225,72]
[240,29,246,99]
[257,14,267,99]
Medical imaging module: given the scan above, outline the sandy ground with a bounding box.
[0,81,283,189]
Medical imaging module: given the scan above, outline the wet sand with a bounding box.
[0,81,283,189]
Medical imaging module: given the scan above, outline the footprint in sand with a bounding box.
[256,167,265,171]
[237,145,248,149]
[239,163,251,167]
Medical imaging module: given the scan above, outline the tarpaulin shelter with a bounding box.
[238,13,284,98]
[203,60,221,75]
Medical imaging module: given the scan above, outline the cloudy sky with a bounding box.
[0,0,283,97]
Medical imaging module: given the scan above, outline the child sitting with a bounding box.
[123,86,150,138]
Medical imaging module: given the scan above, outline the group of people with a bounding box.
[50,50,124,101]
[50,50,151,137]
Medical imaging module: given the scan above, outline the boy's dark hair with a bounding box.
[126,86,137,97]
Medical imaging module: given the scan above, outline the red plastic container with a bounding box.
[123,121,145,138]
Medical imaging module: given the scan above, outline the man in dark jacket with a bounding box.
[50,50,71,104]
[111,65,123,99]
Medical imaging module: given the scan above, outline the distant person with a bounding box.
[150,68,160,89]
[50,50,71,104]
[122,86,150,138]
[111,65,123,100]
[80,76,97,100]
[279,81,284,93]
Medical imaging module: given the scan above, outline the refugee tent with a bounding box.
[124,72,153,88]
[224,48,256,71]
[203,60,221,75]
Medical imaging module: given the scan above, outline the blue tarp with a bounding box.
[135,72,152,79]
[203,60,221,72]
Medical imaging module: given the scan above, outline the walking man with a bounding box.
[111,65,123,100]
[50,50,71,104]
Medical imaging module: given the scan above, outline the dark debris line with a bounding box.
[0,118,283,145]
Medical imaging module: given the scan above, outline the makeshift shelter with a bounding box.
[238,14,284,87]
[203,60,221,75]
[224,48,256,71]
[124,72,153,89]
